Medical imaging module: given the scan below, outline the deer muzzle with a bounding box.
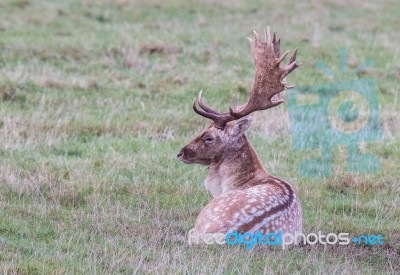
[177,146,196,164]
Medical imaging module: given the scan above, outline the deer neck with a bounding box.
[205,135,269,197]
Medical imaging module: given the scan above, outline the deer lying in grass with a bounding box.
[177,27,302,236]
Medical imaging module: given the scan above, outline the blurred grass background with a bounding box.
[0,0,399,273]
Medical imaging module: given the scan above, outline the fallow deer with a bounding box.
[177,27,302,236]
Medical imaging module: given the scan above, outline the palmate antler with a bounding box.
[193,27,302,129]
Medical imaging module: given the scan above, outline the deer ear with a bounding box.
[226,117,252,137]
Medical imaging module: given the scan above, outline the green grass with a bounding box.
[0,0,399,273]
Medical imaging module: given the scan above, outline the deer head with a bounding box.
[177,27,301,169]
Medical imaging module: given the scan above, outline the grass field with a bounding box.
[0,0,399,273]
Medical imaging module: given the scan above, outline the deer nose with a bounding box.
[177,150,184,158]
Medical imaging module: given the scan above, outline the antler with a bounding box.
[230,27,302,117]
[193,27,302,129]
[193,90,236,129]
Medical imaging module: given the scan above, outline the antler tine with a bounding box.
[229,94,238,115]
[281,61,302,81]
[276,50,290,65]
[193,98,218,121]
[192,91,235,128]
[289,48,298,64]
[284,60,297,72]
[253,30,259,41]
[264,26,271,43]
[272,32,281,58]
[197,90,220,115]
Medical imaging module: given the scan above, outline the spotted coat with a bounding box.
[195,177,302,235]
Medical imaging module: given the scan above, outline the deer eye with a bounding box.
[204,137,214,144]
